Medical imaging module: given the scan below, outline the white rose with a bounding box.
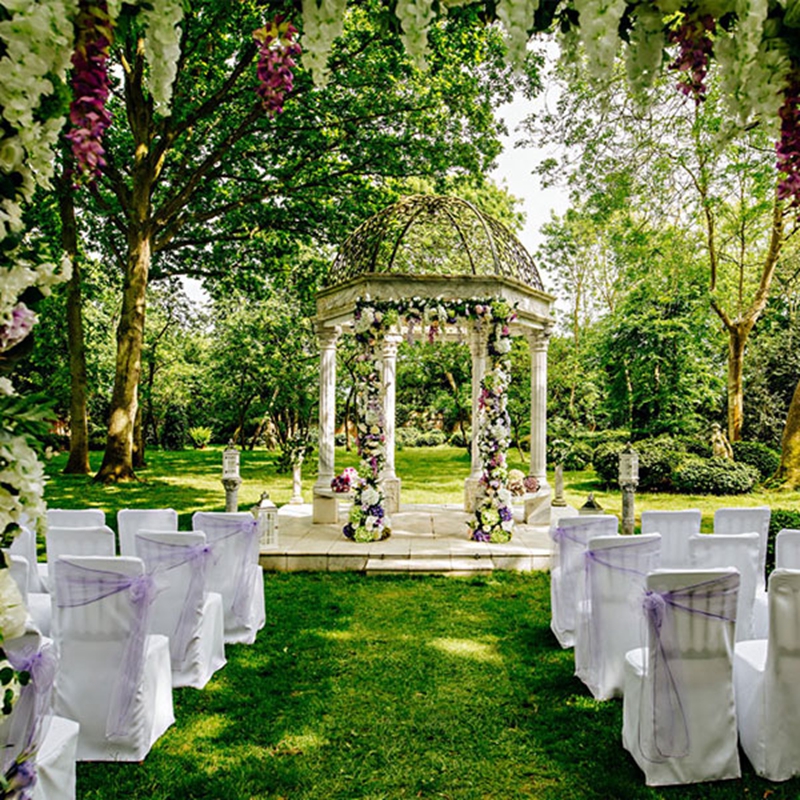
[0,568,28,642]
[0,136,24,173]
[360,487,380,507]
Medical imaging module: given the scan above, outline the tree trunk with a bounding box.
[133,403,146,468]
[94,227,151,483]
[776,377,800,488]
[58,176,91,475]
[727,325,747,443]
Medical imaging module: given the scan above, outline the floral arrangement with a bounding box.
[253,16,302,117]
[139,0,183,116]
[331,466,358,493]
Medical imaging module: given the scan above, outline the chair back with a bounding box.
[47,508,106,528]
[549,514,619,648]
[118,508,178,557]
[713,506,770,586]
[134,530,210,667]
[689,533,759,641]
[3,552,30,603]
[8,525,43,592]
[640,510,701,569]
[191,511,259,628]
[775,530,800,570]
[575,533,661,699]
[53,556,156,741]
[46,525,116,566]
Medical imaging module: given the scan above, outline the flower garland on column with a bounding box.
[344,301,398,542]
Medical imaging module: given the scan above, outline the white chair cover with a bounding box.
[640,510,701,569]
[734,569,800,781]
[192,512,266,645]
[622,568,741,786]
[5,552,30,603]
[776,529,800,569]
[134,530,226,689]
[52,556,174,761]
[32,716,80,800]
[689,533,761,641]
[574,533,661,700]
[549,515,619,649]
[46,509,106,528]
[713,506,771,589]
[39,525,116,597]
[117,509,178,557]
[9,525,46,593]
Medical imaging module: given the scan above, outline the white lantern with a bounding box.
[618,443,639,484]
[222,440,240,480]
[252,491,278,549]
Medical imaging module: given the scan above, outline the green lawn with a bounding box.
[42,445,800,533]
[74,571,800,799]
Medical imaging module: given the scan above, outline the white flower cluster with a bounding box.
[625,4,665,96]
[0,430,47,538]
[301,0,346,86]
[396,0,436,69]
[0,249,70,328]
[497,0,540,66]
[574,0,628,80]
[140,0,184,116]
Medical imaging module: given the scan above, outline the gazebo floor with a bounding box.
[261,503,551,575]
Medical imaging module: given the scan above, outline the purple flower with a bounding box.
[0,303,36,351]
[253,17,301,117]
[499,506,513,522]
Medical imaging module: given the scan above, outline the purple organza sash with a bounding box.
[196,515,259,625]
[640,572,739,762]
[582,537,661,681]
[2,638,57,778]
[136,535,212,667]
[54,560,157,740]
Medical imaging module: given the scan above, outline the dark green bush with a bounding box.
[672,457,759,495]
[732,440,780,482]
[448,429,471,448]
[564,441,594,471]
[767,510,800,578]
[161,404,188,450]
[416,429,447,447]
[593,437,686,491]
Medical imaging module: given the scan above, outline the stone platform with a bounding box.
[260,503,552,575]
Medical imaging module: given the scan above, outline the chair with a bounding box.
[4,551,30,603]
[52,556,174,761]
[734,569,800,781]
[574,533,661,700]
[689,533,761,641]
[46,509,106,528]
[117,509,178,557]
[39,525,116,596]
[134,530,226,689]
[775,529,800,569]
[191,512,266,645]
[622,568,741,786]
[1,628,80,800]
[549,514,619,649]
[713,506,771,588]
[640,509,701,569]
[9,524,46,593]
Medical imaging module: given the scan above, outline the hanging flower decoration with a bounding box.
[65,0,114,184]
[331,466,359,493]
[777,73,800,209]
[667,11,716,104]
[253,16,302,117]
[343,296,518,544]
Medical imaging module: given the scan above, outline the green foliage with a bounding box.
[768,510,800,576]
[673,457,759,495]
[547,438,593,470]
[187,426,212,449]
[593,436,687,491]
[160,404,188,451]
[732,440,780,482]
[396,428,447,448]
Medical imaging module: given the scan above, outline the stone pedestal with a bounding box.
[382,476,401,515]
[464,477,483,514]
[290,461,304,504]
[313,489,341,524]
[222,477,241,513]
[525,485,552,526]
[620,480,638,536]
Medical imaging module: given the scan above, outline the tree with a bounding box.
[68,0,531,482]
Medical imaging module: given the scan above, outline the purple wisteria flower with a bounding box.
[0,303,36,351]
[253,17,302,117]
[777,74,800,210]
[668,12,715,104]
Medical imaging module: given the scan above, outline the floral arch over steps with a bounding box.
[313,195,555,544]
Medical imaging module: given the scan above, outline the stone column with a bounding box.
[525,326,552,525]
[313,324,341,523]
[381,332,402,514]
[464,321,489,512]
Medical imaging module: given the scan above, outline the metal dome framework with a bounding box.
[312,195,556,527]
[327,195,544,290]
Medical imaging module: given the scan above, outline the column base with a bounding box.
[313,484,340,524]
[463,477,484,514]
[382,476,401,515]
[524,486,552,526]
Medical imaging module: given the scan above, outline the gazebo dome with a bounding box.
[327,194,544,291]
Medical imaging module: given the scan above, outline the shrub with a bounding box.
[188,426,212,449]
[448,429,471,448]
[732,440,780,482]
[672,457,759,495]
[593,437,686,491]
[767,510,800,577]
[396,428,421,448]
[563,441,594,471]
[416,429,447,447]
[161,404,188,450]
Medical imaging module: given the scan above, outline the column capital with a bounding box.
[382,331,403,356]
[315,323,341,347]
[526,324,554,351]
[468,320,489,356]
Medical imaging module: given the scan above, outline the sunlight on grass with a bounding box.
[271,731,329,755]
[166,714,229,753]
[317,629,355,641]
[428,636,504,664]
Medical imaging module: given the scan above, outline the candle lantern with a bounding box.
[252,491,278,549]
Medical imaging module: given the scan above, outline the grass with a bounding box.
[42,445,800,534]
[74,571,800,799]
